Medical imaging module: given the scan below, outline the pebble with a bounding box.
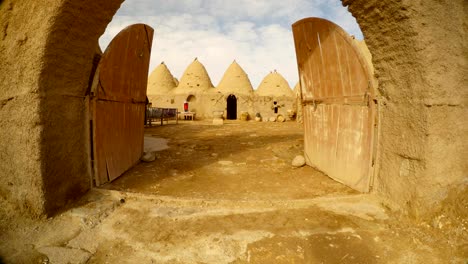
[292,155,306,167]
[141,151,156,162]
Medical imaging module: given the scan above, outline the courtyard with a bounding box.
[0,121,465,263]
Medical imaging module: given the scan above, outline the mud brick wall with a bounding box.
[0,0,123,217]
[343,0,467,217]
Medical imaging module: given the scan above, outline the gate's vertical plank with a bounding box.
[92,24,154,185]
[293,18,375,192]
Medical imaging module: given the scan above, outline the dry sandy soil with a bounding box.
[0,120,466,263]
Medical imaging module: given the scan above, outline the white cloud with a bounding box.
[99,0,363,88]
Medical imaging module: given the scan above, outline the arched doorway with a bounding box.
[273,101,279,114]
[185,94,196,112]
[226,94,237,120]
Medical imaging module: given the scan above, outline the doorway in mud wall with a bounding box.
[186,94,196,112]
[226,94,237,120]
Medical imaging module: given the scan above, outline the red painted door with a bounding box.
[91,24,154,186]
[292,18,377,192]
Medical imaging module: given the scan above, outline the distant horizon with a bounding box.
[100,0,363,88]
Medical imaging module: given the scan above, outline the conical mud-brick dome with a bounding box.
[174,58,214,94]
[147,62,177,95]
[217,60,254,95]
[256,71,294,97]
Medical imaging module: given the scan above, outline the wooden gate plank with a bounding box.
[92,24,153,186]
[293,17,376,192]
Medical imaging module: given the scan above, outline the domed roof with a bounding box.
[256,71,294,97]
[216,60,254,95]
[174,58,214,94]
[147,62,177,95]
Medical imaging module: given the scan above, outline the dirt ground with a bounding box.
[103,120,356,200]
[0,120,466,263]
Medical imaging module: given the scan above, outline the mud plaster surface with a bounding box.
[0,121,466,263]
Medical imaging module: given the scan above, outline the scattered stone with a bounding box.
[277,115,285,122]
[255,113,262,122]
[218,160,233,166]
[269,117,277,122]
[37,254,49,264]
[292,155,306,167]
[141,151,156,162]
[240,112,250,121]
[287,109,296,120]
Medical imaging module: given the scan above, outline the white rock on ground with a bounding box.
[292,155,306,167]
[141,151,156,162]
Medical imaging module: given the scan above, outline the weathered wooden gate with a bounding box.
[90,24,154,186]
[292,18,377,192]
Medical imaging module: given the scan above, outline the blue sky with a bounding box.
[100,0,362,88]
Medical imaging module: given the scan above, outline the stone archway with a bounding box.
[0,0,466,218]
